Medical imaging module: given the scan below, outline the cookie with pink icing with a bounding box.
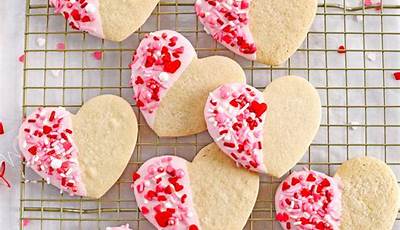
[130,30,246,137]
[19,95,138,198]
[195,0,318,65]
[205,76,321,177]
[50,0,159,41]
[275,157,400,230]
[132,143,259,230]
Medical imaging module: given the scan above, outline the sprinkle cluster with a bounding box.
[130,32,185,115]
[133,156,199,230]
[20,108,83,195]
[275,170,342,230]
[50,0,97,31]
[195,0,257,59]
[205,84,267,173]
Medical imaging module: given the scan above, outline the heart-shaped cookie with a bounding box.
[18,95,138,198]
[130,30,246,137]
[50,0,159,41]
[195,0,318,65]
[205,76,321,177]
[132,143,259,230]
[275,157,400,230]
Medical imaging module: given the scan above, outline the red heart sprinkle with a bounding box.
[141,206,149,214]
[320,178,331,187]
[163,60,181,73]
[189,225,199,230]
[291,177,300,186]
[132,172,140,182]
[282,182,290,191]
[28,146,38,155]
[276,212,289,222]
[337,45,346,54]
[93,51,103,60]
[135,76,144,85]
[155,211,172,227]
[394,72,400,80]
[306,173,316,182]
[249,101,267,117]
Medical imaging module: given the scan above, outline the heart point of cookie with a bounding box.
[19,95,138,198]
[130,30,246,137]
[195,0,318,65]
[205,76,321,177]
[275,157,400,230]
[133,143,259,230]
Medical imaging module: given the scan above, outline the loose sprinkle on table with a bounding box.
[22,219,30,227]
[394,72,400,81]
[18,54,25,63]
[337,45,346,54]
[93,51,103,60]
[56,42,65,50]
[0,122,4,135]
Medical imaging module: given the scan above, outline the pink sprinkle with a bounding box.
[0,122,4,135]
[364,0,373,6]
[22,219,30,227]
[18,54,25,63]
[337,45,346,54]
[93,51,103,60]
[394,72,400,80]
[56,42,65,50]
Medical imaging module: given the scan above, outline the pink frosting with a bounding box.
[50,0,104,38]
[275,170,342,230]
[132,156,200,230]
[195,0,257,60]
[130,30,197,128]
[204,83,267,173]
[18,108,86,196]
[106,224,132,230]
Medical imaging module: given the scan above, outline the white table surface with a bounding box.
[0,1,25,229]
[0,0,400,230]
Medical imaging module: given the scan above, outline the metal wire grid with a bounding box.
[20,0,400,229]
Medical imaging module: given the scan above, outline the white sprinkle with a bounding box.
[85,3,97,14]
[144,180,150,186]
[158,72,169,82]
[70,0,76,3]
[303,212,311,218]
[46,177,50,184]
[349,121,359,130]
[187,212,194,217]
[164,202,173,208]
[51,69,60,77]
[59,189,63,194]
[36,37,46,47]
[355,15,363,22]
[216,134,226,142]
[224,134,231,142]
[294,221,302,226]
[366,53,376,61]
[106,228,112,230]
[50,158,63,169]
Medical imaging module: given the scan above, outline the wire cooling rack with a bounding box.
[20,0,400,229]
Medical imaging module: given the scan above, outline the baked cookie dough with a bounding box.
[205,76,321,177]
[195,0,318,65]
[132,143,259,230]
[50,0,159,41]
[275,157,400,230]
[130,30,246,137]
[19,95,138,198]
